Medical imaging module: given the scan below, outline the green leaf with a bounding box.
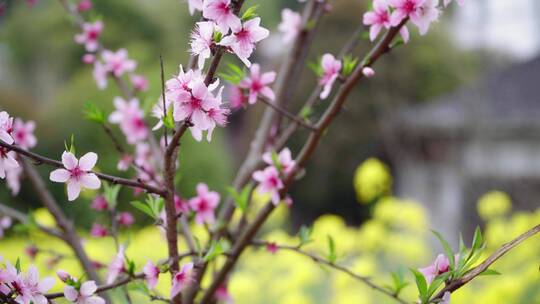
[241,5,259,21]
[431,230,455,270]
[204,239,230,262]
[15,258,21,273]
[410,268,428,303]
[427,271,451,299]
[326,235,337,263]
[390,271,409,296]
[218,63,246,85]
[83,101,105,124]
[471,226,484,251]
[298,225,313,247]
[131,200,155,219]
[342,55,359,77]
[308,59,323,77]
[126,258,136,276]
[64,134,76,154]
[299,106,313,121]
[270,150,282,172]
[163,107,175,130]
[479,269,501,276]
[128,281,150,295]
[227,184,253,213]
[104,183,121,209]
[213,31,223,43]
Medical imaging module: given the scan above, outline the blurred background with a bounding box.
[0,0,539,302]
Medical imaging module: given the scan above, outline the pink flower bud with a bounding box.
[130,74,149,92]
[362,67,375,78]
[117,212,135,227]
[266,242,278,254]
[82,54,96,65]
[57,270,71,282]
[91,195,109,211]
[90,223,109,238]
[25,245,39,260]
[77,0,93,12]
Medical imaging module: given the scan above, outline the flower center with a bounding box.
[235,29,250,42]
[190,96,202,110]
[70,166,84,180]
[403,0,416,13]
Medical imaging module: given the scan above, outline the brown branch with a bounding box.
[0,202,65,240]
[19,160,108,301]
[200,21,408,303]
[251,240,409,304]
[0,141,166,196]
[258,96,317,131]
[431,223,540,301]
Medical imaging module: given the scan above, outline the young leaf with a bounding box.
[104,183,121,209]
[308,59,323,77]
[471,226,484,251]
[298,225,313,247]
[64,134,76,154]
[410,268,428,303]
[299,106,313,121]
[326,235,337,263]
[131,200,155,219]
[162,107,175,130]
[390,271,409,296]
[241,5,259,21]
[83,101,105,124]
[227,184,252,213]
[342,55,359,77]
[431,230,455,270]
[15,258,21,273]
[204,239,230,262]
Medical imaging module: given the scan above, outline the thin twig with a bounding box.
[0,202,65,240]
[251,240,409,304]
[0,141,166,196]
[160,55,169,147]
[431,223,540,301]
[258,96,317,131]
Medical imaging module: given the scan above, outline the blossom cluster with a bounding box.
[0,259,55,304]
[363,0,465,43]
[252,148,295,205]
[188,0,270,67]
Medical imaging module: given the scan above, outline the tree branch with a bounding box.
[0,202,65,240]
[0,141,166,196]
[258,96,317,131]
[431,223,540,301]
[251,240,409,304]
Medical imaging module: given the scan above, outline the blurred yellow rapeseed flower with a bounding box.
[353,158,392,203]
[33,208,56,228]
[477,191,512,221]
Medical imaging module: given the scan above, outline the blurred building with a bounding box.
[387,55,540,243]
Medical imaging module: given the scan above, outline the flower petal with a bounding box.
[79,152,98,171]
[62,151,78,170]
[81,173,101,190]
[50,169,71,183]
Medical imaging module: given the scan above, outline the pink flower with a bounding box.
[117,154,133,171]
[220,17,269,67]
[107,246,126,284]
[191,21,216,69]
[90,223,108,238]
[91,195,109,211]
[74,21,103,52]
[252,166,284,205]
[12,266,55,304]
[262,148,296,175]
[363,0,391,41]
[143,261,160,289]
[116,212,134,227]
[0,262,18,295]
[362,67,375,78]
[239,64,276,104]
[202,0,241,33]
[170,263,194,298]
[215,284,233,303]
[173,81,214,131]
[319,53,341,99]
[130,74,149,92]
[5,164,22,195]
[12,119,37,150]
[418,253,452,284]
[228,85,247,109]
[0,111,14,144]
[0,147,19,180]
[49,151,101,201]
[444,0,464,7]
[108,97,148,144]
[278,8,302,44]
[77,0,93,12]
[0,216,12,238]
[174,195,190,214]
[64,280,105,304]
[92,61,108,89]
[102,49,137,78]
[187,0,203,15]
[199,87,229,142]
[189,183,220,225]
[390,0,440,35]
[82,54,95,64]
[266,242,278,254]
